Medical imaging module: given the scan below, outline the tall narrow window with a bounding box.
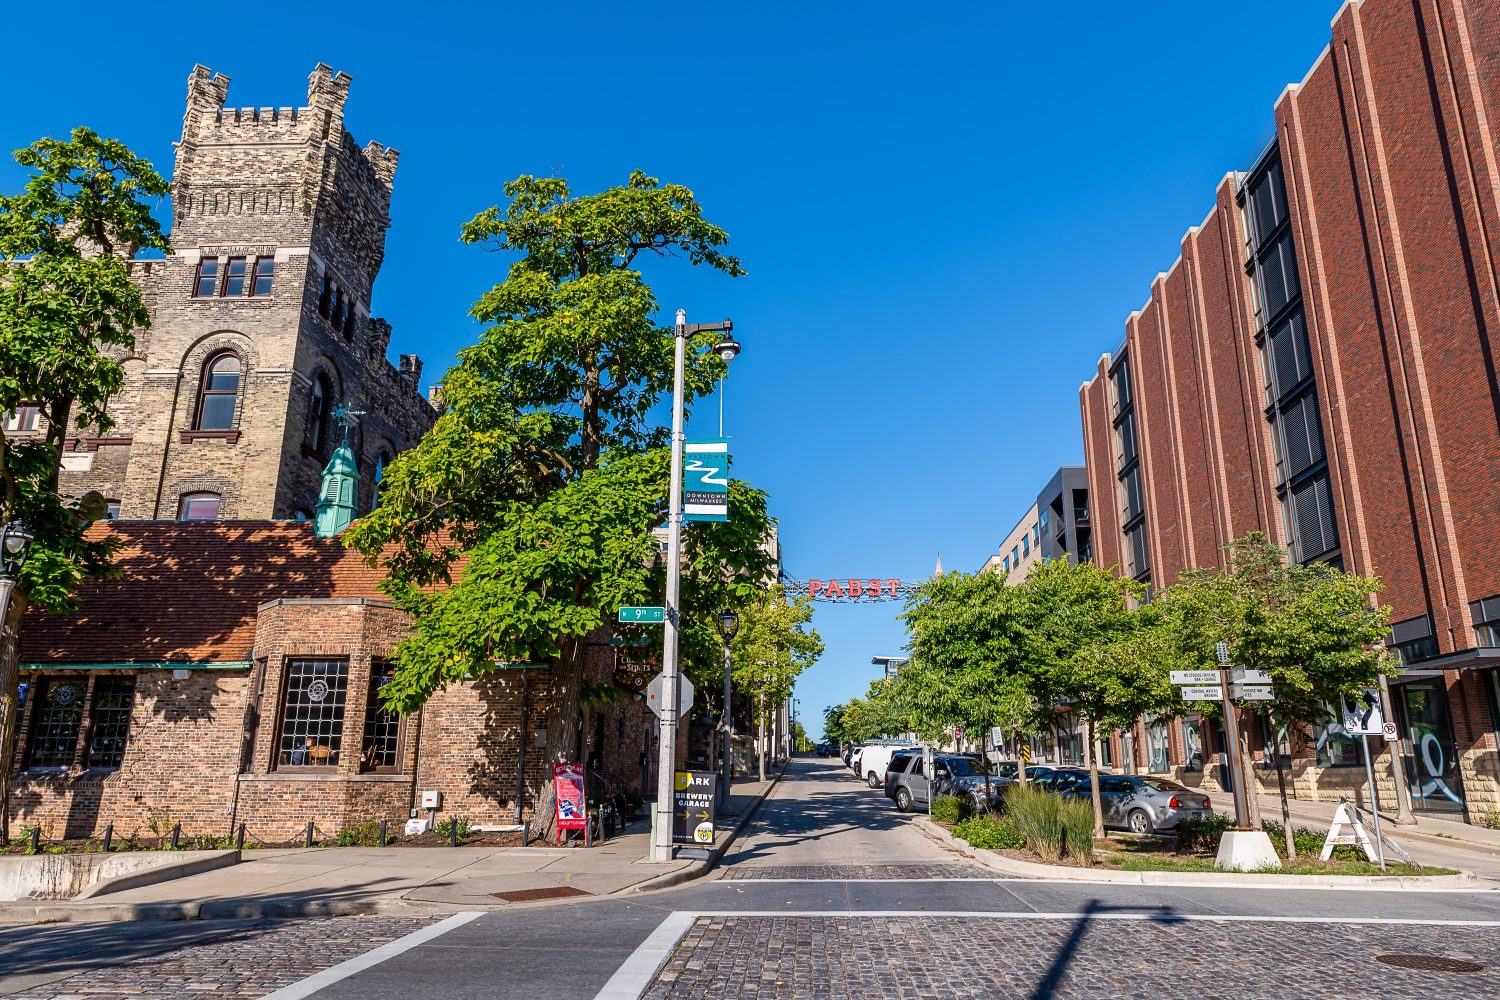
[342,298,356,337]
[361,666,401,772]
[309,376,330,452]
[371,451,391,511]
[25,677,85,769]
[330,286,343,332]
[86,676,135,769]
[278,658,349,768]
[179,492,221,521]
[317,273,331,318]
[251,257,274,297]
[222,257,247,297]
[194,258,220,298]
[195,353,240,430]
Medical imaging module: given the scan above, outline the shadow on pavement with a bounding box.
[1030,898,1184,1000]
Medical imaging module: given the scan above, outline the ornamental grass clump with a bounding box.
[1058,797,1096,866]
[1005,784,1065,862]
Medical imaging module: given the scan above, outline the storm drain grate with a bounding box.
[1375,954,1486,973]
[490,885,594,902]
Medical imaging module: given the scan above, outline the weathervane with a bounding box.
[331,403,365,447]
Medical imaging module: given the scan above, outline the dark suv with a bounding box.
[886,752,1009,813]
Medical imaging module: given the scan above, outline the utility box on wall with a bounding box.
[420,790,442,810]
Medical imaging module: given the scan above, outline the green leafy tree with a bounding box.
[1156,533,1392,856]
[347,172,771,835]
[0,129,168,840]
[729,586,823,778]
[1021,559,1175,837]
[822,703,853,746]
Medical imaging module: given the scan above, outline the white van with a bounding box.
[856,743,919,789]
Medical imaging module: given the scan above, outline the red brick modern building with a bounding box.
[1079,0,1500,821]
[6,522,674,841]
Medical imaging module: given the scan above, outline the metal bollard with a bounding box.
[29,827,40,854]
[449,819,458,847]
[379,819,387,847]
[102,824,113,853]
[522,820,530,847]
[236,823,246,851]
[305,821,315,848]
[170,823,181,851]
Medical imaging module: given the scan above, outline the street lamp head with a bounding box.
[714,330,741,364]
[716,608,739,640]
[0,520,33,577]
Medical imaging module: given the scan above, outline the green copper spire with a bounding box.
[314,403,363,538]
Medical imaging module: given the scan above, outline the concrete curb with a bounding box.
[78,850,241,899]
[915,817,1486,889]
[0,897,425,924]
[625,762,790,895]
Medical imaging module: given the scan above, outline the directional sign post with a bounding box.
[1179,685,1226,701]
[619,606,666,624]
[1170,670,1221,686]
[1232,667,1273,686]
[1232,684,1276,701]
[672,770,718,844]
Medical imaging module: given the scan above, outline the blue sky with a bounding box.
[3,1,1343,739]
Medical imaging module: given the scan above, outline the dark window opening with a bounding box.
[330,286,343,332]
[195,352,240,430]
[103,499,121,520]
[86,676,134,769]
[1288,473,1338,562]
[1395,636,1441,665]
[25,677,85,768]
[278,658,349,768]
[193,258,220,298]
[343,299,356,338]
[309,376,331,453]
[361,666,401,772]
[318,274,331,318]
[178,492,221,521]
[252,257,274,297]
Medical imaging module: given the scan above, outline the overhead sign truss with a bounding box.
[780,573,919,603]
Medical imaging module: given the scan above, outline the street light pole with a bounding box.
[652,311,739,864]
[0,520,35,846]
[715,610,739,809]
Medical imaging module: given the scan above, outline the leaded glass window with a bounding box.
[277,658,348,768]
[87,676,135,769]
[26,677,85,768]
[360,666,401,772]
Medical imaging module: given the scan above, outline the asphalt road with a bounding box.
[5,758,1500,999]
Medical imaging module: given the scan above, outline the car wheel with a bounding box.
[895,788,912,813]
[1128,809,1153,835]
[867,771,881,788]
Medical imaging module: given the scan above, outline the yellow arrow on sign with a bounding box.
[696,811,710,820]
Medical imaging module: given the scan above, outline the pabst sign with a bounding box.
[807,578,903,600]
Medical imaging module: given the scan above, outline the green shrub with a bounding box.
[1059,797,1096,866]
[1261,820,1329,857]
[330,821,381,847]
[1174,814,1233,854]
[434,816,471,842]
[953,816,1026,851]
[1005,784,1065,862]
[931,794,970,825]
[1479,806,1500,831]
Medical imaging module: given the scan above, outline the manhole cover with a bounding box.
[490,886,593,903]
[1375,954,1486,973]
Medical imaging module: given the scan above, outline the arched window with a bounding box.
[371,450,391,511]
[195,353,240,430]
[309,375,331,452]
[178,492,221,521]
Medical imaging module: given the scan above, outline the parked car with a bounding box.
[856,743,919,788]
[843,744,859,768]
[1032,768,1089,793]
[1061,774,1212,834]
[888,753,1010,813]
[882,749,924,798]
[992,762,1057,782]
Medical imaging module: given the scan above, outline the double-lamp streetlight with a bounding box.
[0,519,35,630]
[715,609,739,806]
[652,311,742,863]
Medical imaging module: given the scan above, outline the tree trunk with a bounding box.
[981,729,993,814]
[532,634,587,841]
[1086,718,1105,839]
[1273,740,1296,859]
[0,586,27,844]
[1015,732,1028,786]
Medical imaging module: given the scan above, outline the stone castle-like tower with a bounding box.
[55,64,436,521]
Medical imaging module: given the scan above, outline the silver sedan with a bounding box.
[1064,774,1213,834]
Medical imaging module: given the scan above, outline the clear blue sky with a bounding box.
[4,2,1343,739]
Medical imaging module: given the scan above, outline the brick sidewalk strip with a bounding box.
[643,915,1500,999]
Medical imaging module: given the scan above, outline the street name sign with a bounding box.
[1170,670,1220,685]
[1179,685,1225,701]
[619,606,666,624]
[1233,684,1276,701]
[646,673,695,719]
[1232,667,1272,685]
[672,770,718,844]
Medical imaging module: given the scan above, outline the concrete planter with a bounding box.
[0,850,239,901]
[915,817,1479,889]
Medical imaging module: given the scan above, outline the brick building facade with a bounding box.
[1077,0,1500,822]
[6,523,679,841]
[4,63,436,522]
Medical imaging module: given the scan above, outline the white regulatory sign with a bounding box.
[1178,685,1225,701]
[1170,670,1220,685]
[1382,721,1399,742]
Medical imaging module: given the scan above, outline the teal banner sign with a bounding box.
[684,439,729,522]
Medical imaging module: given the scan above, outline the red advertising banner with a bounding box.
[553,762,587,836]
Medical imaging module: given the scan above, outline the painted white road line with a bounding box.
[259,911,484,1000]
[683,909,1500,927]
[593,910,696,1000]
[713,876,1496,893]
[717,877,1001,883]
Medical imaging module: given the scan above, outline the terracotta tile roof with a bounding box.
[20,521,392,665]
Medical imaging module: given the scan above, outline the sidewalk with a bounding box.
[0,770,781,923]
[1254,792,1500,857]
